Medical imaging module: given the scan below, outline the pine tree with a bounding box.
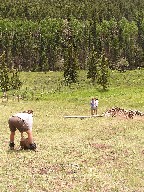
[97,53,109,90]
[87,49,98,84]
[0,51,22,91]
[63,18,77,85]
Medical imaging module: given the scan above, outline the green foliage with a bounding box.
[63,18,78,85]
[87,50,98,83]
[97,54,109,90]
[1,0,144,22]
[87,51,110,90]
[10,70,22,89]
[63,44,78,85]
[1,16,144,72]
[0,52,22,91]
[0,52,10,91]
[0,0,144,79]
[117,57,129,72]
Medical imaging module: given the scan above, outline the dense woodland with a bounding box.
[0,0,144,88]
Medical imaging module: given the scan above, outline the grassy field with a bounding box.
[0,69,144,192]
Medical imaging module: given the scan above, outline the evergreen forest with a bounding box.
[0,0,144,85]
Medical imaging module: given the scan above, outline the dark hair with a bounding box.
[23,110,33,114]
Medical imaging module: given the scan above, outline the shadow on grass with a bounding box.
[7,149,36,153]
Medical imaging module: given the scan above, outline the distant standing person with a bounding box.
[90,98,96,115]
[8,109,36,150]
[95,98,99,115]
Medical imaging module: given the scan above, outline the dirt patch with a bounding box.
[90,143,112,150]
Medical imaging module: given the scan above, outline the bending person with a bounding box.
[8,109,36,150]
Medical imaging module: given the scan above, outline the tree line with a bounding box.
[1,17,144,70]
[1,0,144,22]
[0,0,144,89]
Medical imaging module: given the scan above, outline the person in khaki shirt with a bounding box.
[8,109,36,150]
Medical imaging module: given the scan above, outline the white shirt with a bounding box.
[13,113,33,130]
[95,99,99,107]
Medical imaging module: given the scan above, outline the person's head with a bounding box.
[23,110,33,114]
[27,110,33,114]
